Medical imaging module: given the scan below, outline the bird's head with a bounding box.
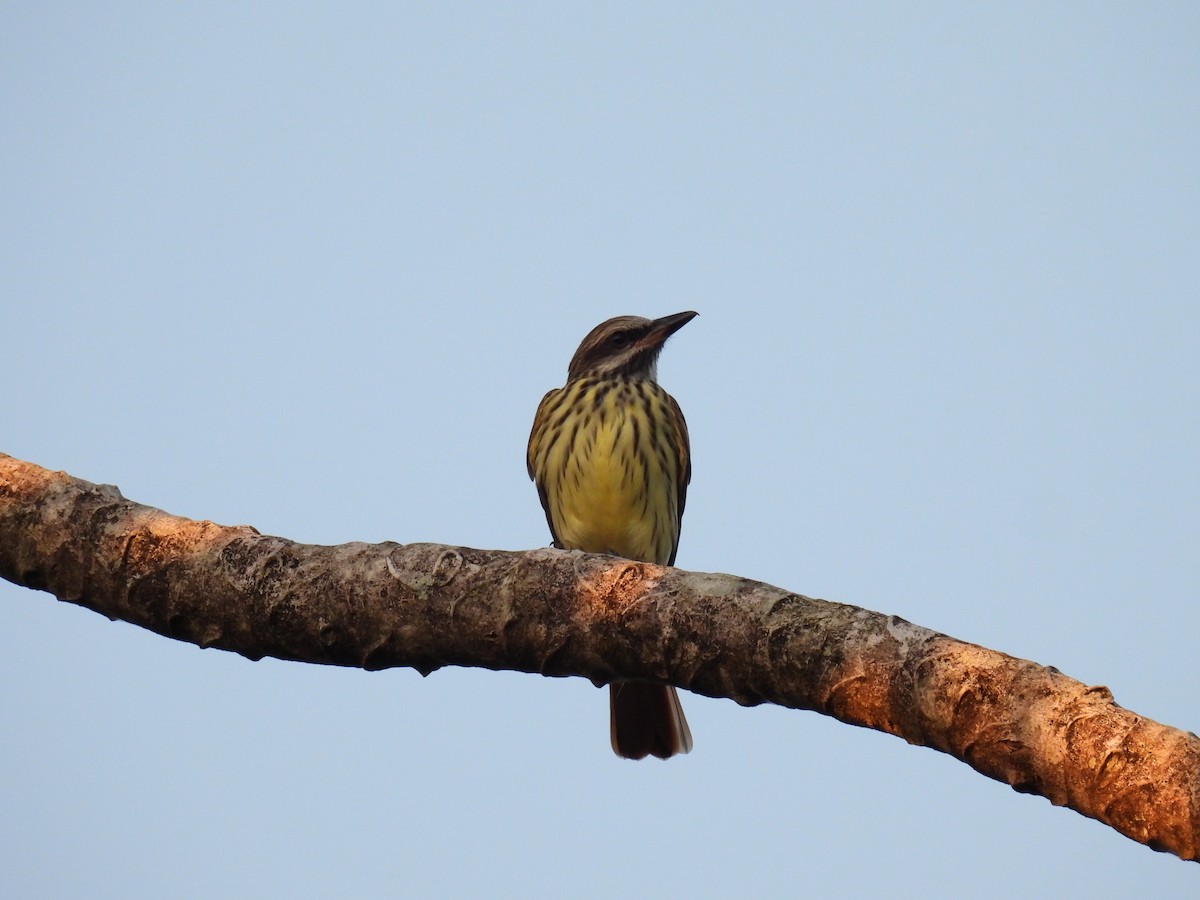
[566,311,698,382]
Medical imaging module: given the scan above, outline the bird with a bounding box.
[527,311,697,759]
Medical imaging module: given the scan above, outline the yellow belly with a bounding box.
[554,423,663,561]
[531,378,681,565]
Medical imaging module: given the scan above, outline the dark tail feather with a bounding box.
[609,683,693,760]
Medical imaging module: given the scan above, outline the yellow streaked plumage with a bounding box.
[527,376,688,567]
[527,312,696,760]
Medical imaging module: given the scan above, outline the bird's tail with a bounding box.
[609,682,693,760]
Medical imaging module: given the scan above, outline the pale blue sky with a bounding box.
[3,4,1198,897]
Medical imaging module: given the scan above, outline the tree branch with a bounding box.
[1,452,1197,860]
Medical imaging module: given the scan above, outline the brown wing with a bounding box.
[527,387,565,548]
[666,391,691,567]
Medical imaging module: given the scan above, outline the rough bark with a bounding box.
[2,452,1197,861]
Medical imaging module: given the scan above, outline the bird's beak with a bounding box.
[646,310,699,346]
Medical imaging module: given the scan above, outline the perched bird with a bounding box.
[527,311,697,759]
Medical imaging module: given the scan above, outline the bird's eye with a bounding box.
[609,331,631,349]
